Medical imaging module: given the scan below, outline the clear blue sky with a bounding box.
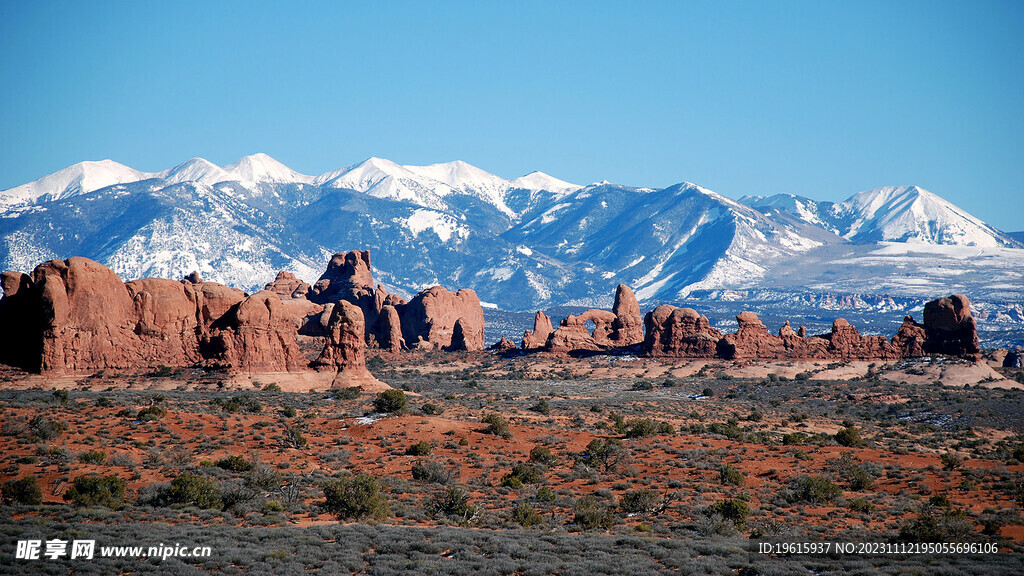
[2,1,1022,230]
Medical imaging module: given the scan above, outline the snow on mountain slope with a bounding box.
[160,157,233,186]
[224,153,313,184]
[404,160,515,217]
[313,157,451,211]
[744,186,1020,248]
[0,160,155,210]
[836,185,1016,246]
[510,171,582,194]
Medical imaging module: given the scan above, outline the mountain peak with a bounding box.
[510,171,581,193]
[0,159,152,209]
[224,153,312,184]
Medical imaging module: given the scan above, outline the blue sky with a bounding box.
[2,1,1022,230]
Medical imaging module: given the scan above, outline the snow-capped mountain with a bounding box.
[743,186,1020,248]
[2,155,1022,314]
[0,160,156,210]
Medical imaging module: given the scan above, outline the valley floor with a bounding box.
[1,352,1023,574]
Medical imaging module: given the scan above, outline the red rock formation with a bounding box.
[643,305,723,357]
[547,309,617,352]
[126,278,203,365]
[203,291,318,372]
[521,310,553,350]
[377,304,405,352]
[610,284,644,345]
[314,300,380,388]
[717,312,786,360]
[923,294,980,358]
[490,335,517,351]
[399,286,485,351]
[0,271,40,370]
[264,271,310,299]
[891,316,927,358]
[820,318,899,361]
[33,257,140,371]
[308,250,381,345]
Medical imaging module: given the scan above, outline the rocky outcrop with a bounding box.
[610,284,644,345]
[313,300,380,387]
[203,291,322,372]
[264,271,310,299]
[547,309,617,352]
[644,305,723,357]
[0,271,41,370]
[923,294,980,358]
[717,311,786,360]
[309,251,374,302]
[521,311,553,350]
[490,335,517,351]
[399,286,485,351]
[377,304,405,352]
[891,316,927,358]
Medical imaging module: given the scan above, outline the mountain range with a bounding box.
[2,154,1022,321]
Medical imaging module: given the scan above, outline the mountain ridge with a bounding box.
[2,154,1022,314]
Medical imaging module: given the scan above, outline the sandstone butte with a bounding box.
[0,252,983,384]
[0,251,487,389]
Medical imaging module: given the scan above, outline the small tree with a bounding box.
[834,426,865,447]
[790,475,841,505]
[427,486,475,521]
[572,495,614,531]
[582,438,627,473]
[529,445,558,467]
[406,441,432,456]
[165,472,222,509]
[940,452,964,471]
[65,474,126,508]
[707,498,750,528]
[719,464,746,487]
[323,474,388,520]
[619,489,659,515]
[481,414,511,438]
[511,501,544,527]
[29,416,65,440]
[2,476,42,505]
[373,390,407,414]
[529,399,551,415]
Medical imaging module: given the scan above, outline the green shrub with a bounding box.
[719,464,746,486]
[702,387,714,396]
[79,450,107,464]
[896,507,973,542]
[535,486,557,503]
[582,438,627,472]
[212,394,262,414]
[847,497,875,513]
[630,380,654,391]
[406,441,432,456]
[529,445,558,467]
[427,486,475,520]
[137,405,167,421]
[373,390,407,413]
[65,474,126,508]
[2,476,42,505]
[262,382,282,392]
[789,475,842,505]
[421,403,444,416]
[572,495,614,531]
[940,452,964,471]
[511,501,544,527]
[215,455,255,472]
[619,489,659,515]
[482,413,511,438]
[284,426,307,448]
[529,399,551,415]
[834,426,865,447]
[502,463,544,488]
[624,418,675,438]
[165,472,222,509]
[411,460,454,484]
[336,387,362,400]
[282,406,297,418]
[707,498,750,527]
[782,432,807,445]
[323,474,389,520]
[29,415,65,440]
